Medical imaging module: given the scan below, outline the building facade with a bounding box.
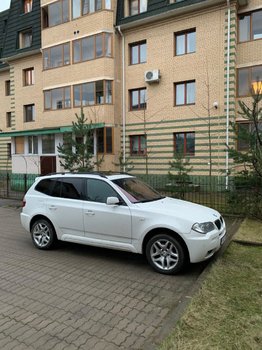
[0,0,120,175]
[0,0,261,178]
[116,0,261,177]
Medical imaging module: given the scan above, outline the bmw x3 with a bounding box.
[21,173,226,275]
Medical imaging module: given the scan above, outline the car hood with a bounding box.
[134,196,220,223]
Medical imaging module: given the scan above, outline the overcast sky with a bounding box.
[0,0,11,12]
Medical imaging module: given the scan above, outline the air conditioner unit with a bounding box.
[145,69,160,83]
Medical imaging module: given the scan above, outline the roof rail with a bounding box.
[42,171,133,178]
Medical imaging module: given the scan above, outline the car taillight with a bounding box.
[22,199,26,207]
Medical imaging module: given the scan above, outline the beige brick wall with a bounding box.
[124,6,226,122]
[122,4,228,175]
[41,5,118,126]
[11,54,43,131]
[0,69,11,132]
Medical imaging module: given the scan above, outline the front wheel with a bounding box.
[31,219,56,250]
[146,234,186,275]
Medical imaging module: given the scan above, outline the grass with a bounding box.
[159,241,262,350]
[233,218,262,244]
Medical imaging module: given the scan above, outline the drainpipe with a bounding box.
[117,26,126,171]
[225,0,231,189]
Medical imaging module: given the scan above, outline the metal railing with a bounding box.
[0,172,261,217]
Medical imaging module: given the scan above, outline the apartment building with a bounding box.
[0,0,41,173]
[116,0,262,177]
[0,0,119,175]
[0,0,261,178]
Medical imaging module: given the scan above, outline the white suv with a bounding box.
[21,173,226,275]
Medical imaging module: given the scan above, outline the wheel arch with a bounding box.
[30,215,57,238]
[142,228,189,261]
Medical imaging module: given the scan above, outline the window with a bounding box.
[73,33,112,63]
[129,41,146,64]
[72,0,110,19]
[105,0,111,9]
[174,80,195,105]
[174,132,195,156]
[5,80,11,96]
[236,122,262,151]
[129,88,147,110]
[43,43,70,70]
[237,65,262,97]
[19,29,32,48]
[42,135,55,154]
[23,68,35,86]
[35,179,58,196]
[28,136,38,154]
[6,112,12,128]
[236,123,249,151]
[24,104,35,122]
[129,0,147,16]
[23,0,33,13]
[97,127,113,154]
[175,29,196,56]
[61,178,83,199]
[7,143,11,159]
[73,80,112,106]
[239,10,262,42]
[15,137,25,154]
[130,135,146,156]
[42,0,69,28]
[86,179,119,203]
[44,87,71,110]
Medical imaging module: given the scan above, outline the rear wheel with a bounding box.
[146,234,186,275]
[31,219,56,250]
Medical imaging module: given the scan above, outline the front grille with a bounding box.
[215,219,221,230]
[215,216,224,230]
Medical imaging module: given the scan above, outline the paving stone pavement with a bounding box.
[0,204,233,350]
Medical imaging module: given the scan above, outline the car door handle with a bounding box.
[85,210,95,216]
[48,205,57,210]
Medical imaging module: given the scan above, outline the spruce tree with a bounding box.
[229,91,262,178]
[57,109,94,172]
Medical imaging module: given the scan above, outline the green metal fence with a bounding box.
[0,172,261,217]
[136,174,262,217]
[0,173,38,199]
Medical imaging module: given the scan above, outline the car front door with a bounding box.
[83,178,132,243]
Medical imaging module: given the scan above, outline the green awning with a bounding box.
[0,123,105,138]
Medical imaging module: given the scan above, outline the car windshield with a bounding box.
[113,177,164,203]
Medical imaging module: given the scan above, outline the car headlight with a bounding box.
[192,222,215,234]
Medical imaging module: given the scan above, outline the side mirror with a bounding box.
[106,197,120,205]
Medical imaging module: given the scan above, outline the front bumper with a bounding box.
[185,225,226,263]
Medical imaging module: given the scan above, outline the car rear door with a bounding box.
[45,177,85,237]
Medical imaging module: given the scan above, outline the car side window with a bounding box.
[60,178,84,200]
[86,179,120,203]
[35,179,57,195]
[52,180,62,197]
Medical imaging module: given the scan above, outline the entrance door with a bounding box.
[40,156,56,175]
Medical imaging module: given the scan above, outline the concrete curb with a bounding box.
[145,217,242,350]
[232,239,262,247]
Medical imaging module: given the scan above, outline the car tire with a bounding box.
[31,219,56,250]
[146,233,186,275]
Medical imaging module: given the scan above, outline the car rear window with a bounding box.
[35,177,84,200]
